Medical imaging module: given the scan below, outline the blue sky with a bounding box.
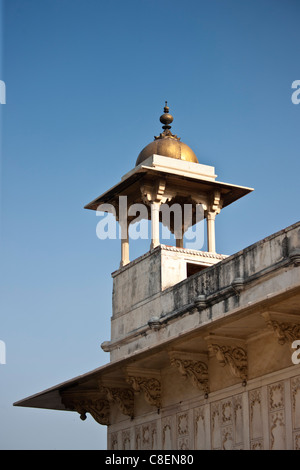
[0,0,299,449]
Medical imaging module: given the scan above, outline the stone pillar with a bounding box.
[120,220,129,267]
[151,202,160,250]
[176,237,184,249]
[207,212,216,253]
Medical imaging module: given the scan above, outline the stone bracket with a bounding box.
[206,335,248,383]
[169,350,209,395]
[205,190,223,216]
[262,311,300,346]
[60,391,110,426]
[125,367,161,409]
[99,383,134,419]
[140,178,169,204]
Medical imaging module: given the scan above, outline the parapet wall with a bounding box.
[105,222,300,361]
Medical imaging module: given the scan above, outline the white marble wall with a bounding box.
[108,366,300,450]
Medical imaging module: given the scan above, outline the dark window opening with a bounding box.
[186,263,207,278]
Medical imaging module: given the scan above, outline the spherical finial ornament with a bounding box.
[135,102,199,166]
[159,100,173,129]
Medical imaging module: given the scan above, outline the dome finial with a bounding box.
[135,103,199,165]
[160,101,173,130]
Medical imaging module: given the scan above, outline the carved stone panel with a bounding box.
[211,402,221,449]
[142,423,151,450]
[177,412,190,450]
[249,388,263,449]
[270,411,285,450]
[122,429,131,450]
[233,394,243,446]
[194,406,206,450]
[291,376,300,430]
[162,416,174,450]
[222,426,233,450]
[251,440,263,450]
[210,395,244,450]
[139,421,157,450]
[294,433,300,450]
[291,375,300,449]
[268,382,286,450]
[221,399,233,426]
[268,382,285,412]
[151,421,158,450]
[135,426,142,450]
[110,432,119,450]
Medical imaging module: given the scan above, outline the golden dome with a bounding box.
[136,102,199,166]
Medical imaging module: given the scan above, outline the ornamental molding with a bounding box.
[289,249,300,266]
[169,350,209,395]
[160,244,227,259]
[206,335,247,383]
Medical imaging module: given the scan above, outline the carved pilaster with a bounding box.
[169,351,209,395]
[206,336,247,382]
[61,391,110,425]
